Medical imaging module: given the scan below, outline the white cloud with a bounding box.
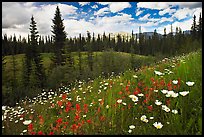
[78,2,90,6]
[2,2,78,38]
[137,2,172,10]
[109,2,131,13]
[92,4,98,9]
[159,17,174,23]
[159,7,176,16]
[172,8,192,20]
[139,13,151,21]
[136,8,144,16]
[171,2,202,9]
[137,2,202,10]
[97,2,112,5]
[94,7,110,16]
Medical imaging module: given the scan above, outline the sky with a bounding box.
[2,2,202,38]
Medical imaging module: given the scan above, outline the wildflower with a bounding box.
[87,119,91,124]
[137,93,144,97]
[143,119,149,123]
[154,90,158,92]
[172,92,179,98]
[133,75,138,78]
[172,80,178,84]
[155,100,162,106]
[132,96,138,102]
[2,106,6,111]
[161,89,168,94]
[154,70,163,76]
[38,131,43,135]
[56,118,63,124]
[172,109,178,114]
[129,125,135,129]
[83,115,86,118]
[153,122,163,129]
[179,91,189,96]
[23,129,27,133]
[128,129,132,133]
[162,105,170,112]
[122,102,127,106]
[147,105,153,111]
[140,115,147,121]
[117,99,122,104]
[150,117,154,120]
[49,132,54,135]
[106,105,109,109]
[23,120,32,125]
[186,81,195,86]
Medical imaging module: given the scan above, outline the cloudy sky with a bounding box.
[2,2,202,38]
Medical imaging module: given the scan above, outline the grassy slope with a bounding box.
[3,52,156,81]
[2,49,202,135]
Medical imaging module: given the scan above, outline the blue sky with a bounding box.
[2,2,202,38]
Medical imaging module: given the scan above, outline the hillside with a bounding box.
[2,49,202,135]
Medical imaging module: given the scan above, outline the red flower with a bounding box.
[64,121,69,125]
[71,124,78,131]
[38,131,43,135]
[56,118,63,124]
[143,99,147,103]
[83,104,88,113]
[30,132,36,135]
[134,91,139,95]
[145,94,149,97]
[62,94,67,100]
[125,86,129,91]
[147,105,153,111]
[75,115,80,121]
[49,132,54,135]
[144,86,148,92]
[76,104,81,112]
[118,91,123,95]
[28,123,33,131]
[57,101,63,107]
[87,119,91,124]
[100,116,106,121]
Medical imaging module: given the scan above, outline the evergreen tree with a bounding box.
[191,15,197,39]
[86,31,94,72]
[51,6,67,66]
[198,13,202,39]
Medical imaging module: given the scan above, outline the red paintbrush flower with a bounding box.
[57,100,63,107]
[71,124,78,131]
[38,131,43,135]
[76,103,81,112]
[56,118,63,124]
[28,123,33,132]
[118,91,123,95]
[62,94,67,100]
[48,132,54,135]
[75,115,80,121]
[126,86,129,91]
[147,105,153,111]
[87,119,91,124]
[100,116,106,121]
[83,104,88,113]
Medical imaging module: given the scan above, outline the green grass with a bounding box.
[2,49,202,135]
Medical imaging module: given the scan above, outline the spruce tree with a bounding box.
[51,6,67,66]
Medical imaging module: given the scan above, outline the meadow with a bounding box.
[2,49,202,135]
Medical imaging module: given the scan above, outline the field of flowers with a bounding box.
[2,49,202,135]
